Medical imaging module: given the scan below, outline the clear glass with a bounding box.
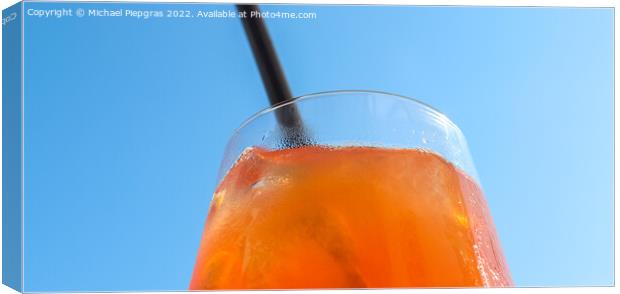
[190,90,512,289]
[217,90,478,184]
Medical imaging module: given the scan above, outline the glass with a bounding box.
[189,91,512,289]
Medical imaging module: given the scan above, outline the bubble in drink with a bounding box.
[190,146,512,289]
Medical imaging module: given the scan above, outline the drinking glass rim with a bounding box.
[234,89,461,134]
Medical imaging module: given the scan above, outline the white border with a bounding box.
[0,1,617,294]
[12,0,620,7]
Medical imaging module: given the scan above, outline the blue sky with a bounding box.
[20,2,613,291]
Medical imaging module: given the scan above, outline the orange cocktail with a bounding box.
[189,145,512,289]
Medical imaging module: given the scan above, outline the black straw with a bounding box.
[237,4,310,146]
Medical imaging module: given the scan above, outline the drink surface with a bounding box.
[190,146,512,289]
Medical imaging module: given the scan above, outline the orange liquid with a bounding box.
[190,146,512,289]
